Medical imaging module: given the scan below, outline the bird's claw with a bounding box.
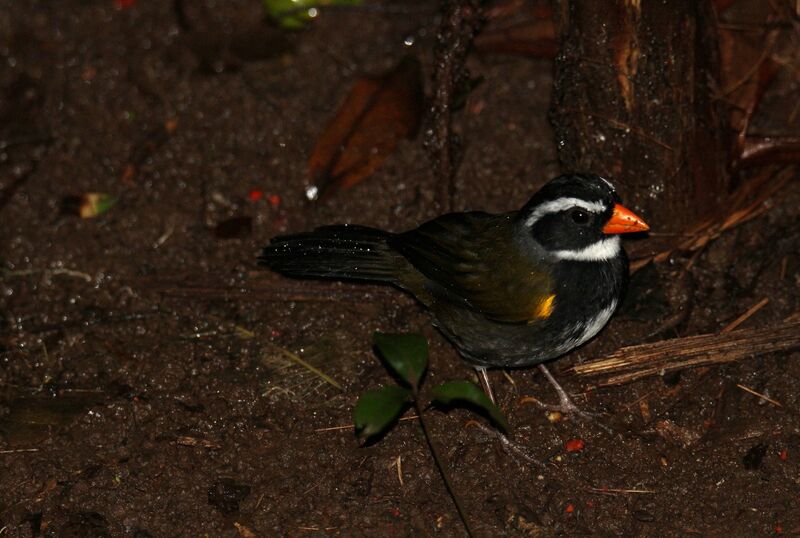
[524,394,613,433]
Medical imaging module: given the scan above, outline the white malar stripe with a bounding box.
[525,197,606,227]
[552,235,621,262]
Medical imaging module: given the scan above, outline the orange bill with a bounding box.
[602,204,649,234]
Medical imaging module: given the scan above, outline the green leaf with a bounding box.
[79,193,117,218]
[263,0,362,30]
[353,385,411,440]
[431,380,510,433]
[372,332,428,389]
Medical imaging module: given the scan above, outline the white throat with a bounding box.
[551,235,621,262]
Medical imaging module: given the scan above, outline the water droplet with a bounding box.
[305,185,319,200]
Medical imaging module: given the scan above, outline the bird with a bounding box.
[259,173,649,415]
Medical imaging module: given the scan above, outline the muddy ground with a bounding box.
[1,1,800,536]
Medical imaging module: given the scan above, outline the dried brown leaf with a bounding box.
[307,56,424,200]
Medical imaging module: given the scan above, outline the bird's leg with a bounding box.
[537,364,582,414]
[472,367,545,467]
[475,366,496,404]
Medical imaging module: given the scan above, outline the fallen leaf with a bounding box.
[307,56,424,201]
[61,193,118,218]
[234,522,258,538]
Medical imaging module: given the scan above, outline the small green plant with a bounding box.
[263,0,362,30]
[353,332,509,537]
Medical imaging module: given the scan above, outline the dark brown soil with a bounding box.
[2,1,799,536]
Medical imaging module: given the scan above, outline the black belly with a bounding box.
[429,257,626,368]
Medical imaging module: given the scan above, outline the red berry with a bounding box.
[565,438,585,452]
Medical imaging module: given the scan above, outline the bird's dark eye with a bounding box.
[570,209,590,225]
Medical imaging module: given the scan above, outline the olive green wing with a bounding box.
[391,212,554,324]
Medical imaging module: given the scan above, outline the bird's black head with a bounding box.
[517,173,647,261]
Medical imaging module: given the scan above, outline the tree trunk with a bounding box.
[550,0,728,230]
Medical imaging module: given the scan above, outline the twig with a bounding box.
[738,136,800,168]
[313,414,420,432]
[629,165,797,272]
[715,37,773,98]
[425,0,483,212]
[560,108,674,151]
[721,297,769,333]
[735,383,782,407]
[2,267,93,282]
[266,345,342,391]
[586,487,656,495]
[572,320,800,386]
[0,448,40,454]
[389,455,404,486]
[175,436,222,449]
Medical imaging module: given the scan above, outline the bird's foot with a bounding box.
[524,393,602,423]
[475,366,497,404]
[531,364,612,432]
[471,422,545,469]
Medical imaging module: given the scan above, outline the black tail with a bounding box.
[258,225,399,283]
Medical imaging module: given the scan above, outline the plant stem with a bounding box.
[413,397,476,537]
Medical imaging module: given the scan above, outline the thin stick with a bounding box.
[572,320,800,386]
[426,0,483,212]
[268,345,343,391]
[175,436,222,448]
[389,455,404,486]
[721,297,769,333]
[735,383,782,407]
[314,414,420,432]
[0,448,40,454]
[714,39,772,98]
[587,487,656,495]
[629,165,796,272]
[414,398,476,537]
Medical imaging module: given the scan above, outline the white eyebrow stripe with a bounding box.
[598,176,616,191]
[525,197,606,227]
[551,236,621,261]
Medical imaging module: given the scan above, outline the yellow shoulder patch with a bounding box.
[530,293,556,321]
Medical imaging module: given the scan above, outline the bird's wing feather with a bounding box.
[391,212,554,324]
